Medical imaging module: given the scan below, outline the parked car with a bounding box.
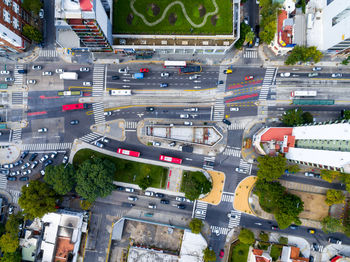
[152,141,161,146]
[177,204,186,209]
[10,171,20,176]
[2,163,13,169]
[56,69,64,73]
[80,67,90,72]
[70,120,79,125]
[38,128,48,133]
[219,249,224,259]
[271,225,279,230]
[222,119,231,125]
[40,170,45,176]
[304,172,315,177]
[62,155,68,164]
[27,79,37,85]
[160,83,168,88]
[0,169,9,175]
[32,65,42,70]
[21,163,30,170]
[125,187,134,192]
[30,161,38,169]
[169,141,176,147]
[160,199,169,204]
[289,224,298,230]
[0,70,10,75]
[128,196,138,201]
[22,170,32,176]
[148,203,156,209]
[155,193,164,198]
[331,73,342,78]
[116,186,124,191]
[160,72,170,77]
[140,68,149,73]
[42,71,52,76]
[29,153,38,161]
[101,137,109,143]
[145,191,154,197]
[39,9,44,18]
[112,75,120,80]
[8,205,14,214]
[175,197,186,202]
[39,154,49,163]
[14,160,23,167]
[5,77,14,82]
[7,176,16,181]
[20,151,29,159]
[44,159,53,167]
[19,176,29,181]
[95,141,104,148]
[328,237,342,244]
[312,67,322,71]
[184,122,193,126]
[255,38,260,46]
[50,152,58,158]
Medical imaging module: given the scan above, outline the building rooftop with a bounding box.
[54,237,75,262]
[292,123,350,140]
[179,229,207,262]
[260,128,293,142]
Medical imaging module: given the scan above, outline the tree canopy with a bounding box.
[325,189,345,206]
[285,164,300,174]
[44,164,76,195]
[22,24,43,43]
[137,175,152,190]
[5,213,23,235]
[0,233,19,253]
[1,251,22,262]
[239,228,255,245]
[281,108,313,126]
[203,247,216,262]
[234,22,252,49]
[259,0,280,44]
[189,218,203,234]
[285,45,323,65]
[257,155,286,181]
[245,31,255,44]
[18,180,58,219]
[322,215,344,233]
[22,0,42,14]
[75,158,116,202]
[181,171,212,200]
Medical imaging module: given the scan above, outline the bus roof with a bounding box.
[62,103,85,110]
[164,61,186,67]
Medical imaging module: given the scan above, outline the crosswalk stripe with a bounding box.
[9,190,21,204]
[11,129,22,142]
[92,102,105,124]
[213,99,225,121]
[12,92,23,105]
[239,159,252,175]
[228,211,242,228]
[0,175,7,189]
[210,226,230,235]
[39,49,58,57]
[221,194,235,202]
[243,50,258,59]
[259,67,276,101]
[125,121,138,129]
[14,64,24,85]
[227,121,245,130]
[193,201,208,220]
[22,143,72,151]
[92,65,105,97]
[223,148,241,157]
[80,132,102,143]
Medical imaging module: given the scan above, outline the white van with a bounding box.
[280,72,290,77]
[125,187,135,192]
[145,191,154,196]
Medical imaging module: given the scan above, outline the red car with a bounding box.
[140,68,149,73]
[219,249,224,258]
[245,75,254,81]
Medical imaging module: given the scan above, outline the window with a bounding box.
[3,9,11,24]
[332,6,350,27]
[12,2,19,14]
[12,17,18,29]
[3,0,11,7]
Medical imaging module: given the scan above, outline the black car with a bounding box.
[7,176,16,181]
[0,169,9,175]
[116,186,125,191]
[146,107,155,112]
[309,256,314,262]
[155,193,164,198]
[222,119,231,125]
[19,176,29,181]
[177,204,186,209]
[29,153,38,161]
[20,151,29,159]
[112,75,120,80]
[217,80,224,85]
[70,120,79,125]
[43,159,53,167]
[204,161,214,167]
[160,199,169,204]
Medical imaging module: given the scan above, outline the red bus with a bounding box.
[159,155,182,164]
[62,103,87,111]
[117,148,140,157]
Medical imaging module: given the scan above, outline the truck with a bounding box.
[132,73,144,79]
[179,66,202,74]
[59,72,78,80]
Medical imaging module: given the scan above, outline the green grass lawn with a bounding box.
[73,149,168,189]
[231,243,250,262]
[113,0,233,35]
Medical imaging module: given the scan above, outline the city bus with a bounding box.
[117,148,140,157]
[109,90,132,96]
[62,103,87,111]
[57,91,82,96]
[290,91,317,97]
[163,61,187,68]
[159,155,182,164]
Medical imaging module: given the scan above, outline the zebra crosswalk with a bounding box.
[259,67,276,101]
[92,102,105,124]
[11,129,22,142]
[239,159,252,175]
[0,175,7,189]
[22,143,72,151]
[227,121,245,130]
[14,64,24,85]
[193,201,208,220]
[9,190,21,204]
[213,99,225,121]
[80,132,102,143]
[125,121,138,129]
[221,193,234,203]
[39,49,58,57]
[92,65,105,97]
[203,156,215,170]
[12,92,23,105]
[223,147,241,157]
[228,211,242,228]
[210,226,230,236]
[243,49,258,59]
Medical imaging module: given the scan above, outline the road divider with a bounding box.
[225,93,259,103]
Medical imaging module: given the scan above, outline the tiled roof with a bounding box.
[80,0,92,11]
[253,249,264,256]
[261,128,293,142]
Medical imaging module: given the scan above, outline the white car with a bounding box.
[189,75,198,80]
[118,68,128,74]
[0,71,10,75]
[32,65,42,70]
[42,71,52,76]
[39,155,49,163]
[38,128,47,133]
[184,121,193,126]
[27,79,37,85]
[280,72,291,77]
[22,169,32,176]
[153,141,161,146]
[331,73,342,78]
[193,86,201,89]
[40,170,45,176]
[185,108,198,112]
[176,196,186,202]
[21,163,30,170]
[39,9,44,19]
[148,203,156,209]
[62,155,68,164]
[83,81,92,86]
[56,69,64,73]
[103,111,112,116]
[101,137,110,143]
[195,210,205,215]
[235,167,245,173]
[161,72,170,77]
[80,67,90,72]
[230,107,239,111]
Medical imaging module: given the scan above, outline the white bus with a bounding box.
[163,61,186,68]
[291,91,317,97]
[109,90,132,96]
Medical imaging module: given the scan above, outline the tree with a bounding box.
[22,24,43,43]
[325,189,345,206]
[203,247,216,262]
[342,110,350,120]
[0,233,19,253]
[75,158,116,203]
[281,108,304,126]
[22,0,42,14]
[137,175,152,190]
[275,192,304,229]
[1,251,22,262]
[322,215,344,233]
[257,155,286,181]
[18,180,58,219]
[5,213,23,235]
[189,218,203,234]
[259,0,280,44]
[286,164,300,174]
[239,228,255,245]
[259,231,269,242]
[285,46,323,65]
[302,112,313,124]
[181,171,212,201]
[245,31,255,44]
[80,200,93,210]
[255,179,285,213]
[279,236,288,245]
[321,169,340,183]
[44,164,76,195]
[234,22,252,49]
[0,223,5,237]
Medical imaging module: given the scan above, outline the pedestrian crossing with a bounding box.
[79,132,102,143]
[239,159,252,175]
[0,175,7,189]
[227,121,245,130]
[92,102,105,124]
[259,67,276,101]
[213,99,225,121]
[193,201,208,220]
[210,226,230,236]
[11,129,22,142]
[12,92,23,105]
[92,65,105,97]
[228,211,242,228]
[203,156,215,170]
[221,193,235,203]
[9,190,21,204]
[39,49,58,57]
[125,121,138,129]
[22,143,72,151]
[223,147,241,157]
[243,49,258,59]
[14,64,24,85]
